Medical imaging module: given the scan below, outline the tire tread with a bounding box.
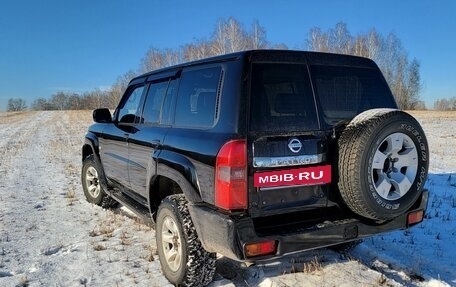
[338,109,425,220]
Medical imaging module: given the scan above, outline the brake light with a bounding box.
[215,140,247,210]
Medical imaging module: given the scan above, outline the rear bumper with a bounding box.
[189,190,428,261]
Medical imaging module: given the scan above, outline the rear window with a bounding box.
[311,65,397,125]
[250,63,318,132]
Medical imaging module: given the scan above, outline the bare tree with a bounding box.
[307,27,330,52]
[31,98,49,110]
[434,97,456,110]
[329,22,352,54]
[140,48,165,73]
[67,93,82,110]
[108,70,137,108]
[211,19,228,55]
[434,98,450,110]
[50,92,68,110]
[405,59,421,109]
[306,23,423,110]
[183,40,213,61]
[366,29,382,60]
[7,98,27,112]
[353,35,368,57]
[211,17,247,55]
[247,20,268,49]
[34,18,424,111]
[140,48,181,74]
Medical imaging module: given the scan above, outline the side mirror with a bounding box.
[93,108,112,123]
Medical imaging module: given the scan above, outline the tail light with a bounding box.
[215,140,247,210]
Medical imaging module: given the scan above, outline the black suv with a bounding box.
[81,50,429,286]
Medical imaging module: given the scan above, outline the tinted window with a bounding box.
[174,67,222,128]
[311,65,397,125]
[117,86,145,123]
[250,63,318,132]
[142,81,168,124]
[161,79,177,125]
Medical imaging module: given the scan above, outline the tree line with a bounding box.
[8,18,442,111]
[433,97,456,110]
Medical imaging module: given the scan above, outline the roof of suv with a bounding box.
[131,50,378,84]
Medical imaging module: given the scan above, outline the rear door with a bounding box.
[248,62,330,216]
[126,76,178,199]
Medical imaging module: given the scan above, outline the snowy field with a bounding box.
[0,110,454,287]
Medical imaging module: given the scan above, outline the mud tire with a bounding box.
[156,194,216,286]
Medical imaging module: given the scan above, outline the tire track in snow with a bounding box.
[0,112,51,180]
[0,111,59,278]
[0,111,93,284]
[0,111,172,287]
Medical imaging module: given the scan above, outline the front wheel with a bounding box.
[81,155,116,208]
[156,195,216,286]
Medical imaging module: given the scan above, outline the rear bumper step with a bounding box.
[189,190,428,261]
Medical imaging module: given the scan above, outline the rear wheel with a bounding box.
[156,194,216,286]
[338,109,429,220]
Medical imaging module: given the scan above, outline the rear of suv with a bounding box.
[81,50,429,286]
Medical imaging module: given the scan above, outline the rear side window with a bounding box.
[142,80,169,124]
[250,63,318,132]
[174,67,222,128]
[311,65,397,125]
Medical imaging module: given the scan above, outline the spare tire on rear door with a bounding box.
[338,109,429,221]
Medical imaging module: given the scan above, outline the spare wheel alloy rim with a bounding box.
[85,166,101,198]
[161,215,182,272]
[371,132,418,201]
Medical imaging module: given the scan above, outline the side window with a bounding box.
[142,81,169,124]
[117,86,145,123]
[174,67,222,128]
[161,79,177,125]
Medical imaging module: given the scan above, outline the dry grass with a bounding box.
[92,243,107,251]
[89,212,123,238]
[0,111,36,124]
[65,186,77,206]
[302,256,323,274]
[407,110,456,120]
[17,276,29,287]
[142,244,157,262]
[120,231,132,245]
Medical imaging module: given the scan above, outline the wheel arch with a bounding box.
[82,133,110,191]
[148,150,204,218]
[82,132,100,161]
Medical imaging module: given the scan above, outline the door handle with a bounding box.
[150,139,161,147]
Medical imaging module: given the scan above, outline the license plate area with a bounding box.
[254,165,331,188]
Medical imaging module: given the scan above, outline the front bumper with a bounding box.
[188,190,429,261]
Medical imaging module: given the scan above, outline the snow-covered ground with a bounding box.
[0,110,454,287]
